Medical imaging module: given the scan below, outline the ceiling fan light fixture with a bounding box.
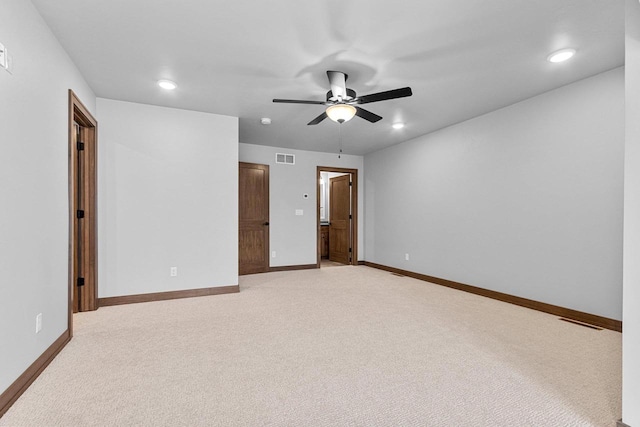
[157,79,177,90]
[547,48,576,63]
[326,104,356,123]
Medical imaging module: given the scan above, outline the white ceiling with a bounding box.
[32,0,624,155]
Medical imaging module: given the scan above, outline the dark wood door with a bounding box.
[239,162,269,275]
[329,174,351,264]
[72,122,83,313]
[70,90,98,314]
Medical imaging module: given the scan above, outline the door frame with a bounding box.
[68,90,98,335]
[316,166,358,267]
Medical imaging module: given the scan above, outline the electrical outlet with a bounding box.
[35,313,42,333]
[170,267,178,277]
[272,251,276,258]
[405,253,410,261]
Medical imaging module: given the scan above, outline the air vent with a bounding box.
[275,153,295,165]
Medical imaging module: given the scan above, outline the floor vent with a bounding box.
[559,318,602,330]
[275,153,295,165]
[391,273,405,277]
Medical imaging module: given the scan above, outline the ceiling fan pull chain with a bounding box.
[338,124,343,159]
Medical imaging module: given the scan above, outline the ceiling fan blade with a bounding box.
[307,111,328,125]
[356,87,413,104]
[273,99,326,105]
[355,106,382,123]
[327,71,348,100]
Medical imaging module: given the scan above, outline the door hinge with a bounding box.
[349,214,352,219]
[76,210,85,219]
[77,141,85,151]
[77,277,85,287]
[349,248,352,253]
[349,181,352,186]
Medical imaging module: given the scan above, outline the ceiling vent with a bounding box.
[275,153,295,165]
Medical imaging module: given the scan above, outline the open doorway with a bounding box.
[316,166,358,268]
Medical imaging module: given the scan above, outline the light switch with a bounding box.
[295,209,303,216]
[0,42,6,69]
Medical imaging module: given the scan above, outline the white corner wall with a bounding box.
[365,68,624,320]
[0,0,95,393]
[623,0,640,424]
[97,99,238,297]
[239,143,364,267]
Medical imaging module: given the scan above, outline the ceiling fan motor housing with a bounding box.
[327,88,356,102]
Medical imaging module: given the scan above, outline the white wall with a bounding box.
[239,143,364,267]
[0,0,95,393]
[365,68,624,320]
[97,99,238,297]
[623,0,640,423]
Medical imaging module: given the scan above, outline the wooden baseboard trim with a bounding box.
[363,262,622,332]
[269,264,318,272]
[0,330,70,418]
[98,285,240,307]
[357,260,365,266]
[617,420,631,427]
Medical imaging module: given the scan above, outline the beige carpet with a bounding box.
[0,266,621,426]
[320,259,348,268]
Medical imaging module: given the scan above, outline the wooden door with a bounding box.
[329,174,351,264]
[69,91,98,315]
[239,162,269,275]
[72,122,84,313]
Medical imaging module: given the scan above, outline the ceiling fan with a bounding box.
[273,71,413,125]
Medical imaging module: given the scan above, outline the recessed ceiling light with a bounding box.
[392,122,405,130]
[547,49,576,63]
[261,118,272,125]
[157,79,177,90]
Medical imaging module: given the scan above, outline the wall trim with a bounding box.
[0,330,70,418]
[98,285,239,307]
[364,262,622,332]
[617,420,631,427]
[269,264,318,272]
